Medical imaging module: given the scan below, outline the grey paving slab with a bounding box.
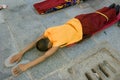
[64,4,95,18]
[108,0,120,3]
[0,24,17,79]
[88,0,120,10]
[58,68,78,80]
[86,0,111,10]
[41,68,77,80]
[0,24,17,67]
[25,49,69,80]
[92,25,120,52]
[37,11,71,28]
[40,72,62,80]
[0,12,5,24]
[0,0,26,9]
[0,71,11,80]
[4,74,31,80]
[61,38,97,60]
[24,0,44,6]
[22,48,43,61]
[3,7,45,49]
[0,24,31,80]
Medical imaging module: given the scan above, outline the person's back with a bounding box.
[44,18,83,47]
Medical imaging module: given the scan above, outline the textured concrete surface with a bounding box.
[0,0,120,80]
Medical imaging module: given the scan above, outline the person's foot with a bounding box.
[109,3,116,8]
[118,20,120,27]
[115,5,120,15]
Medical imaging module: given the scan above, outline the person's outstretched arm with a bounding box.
[12,46,59,76]
[10,34,45,63]
[19,34,45,55]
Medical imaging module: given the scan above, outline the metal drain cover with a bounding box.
[69,48,120,80]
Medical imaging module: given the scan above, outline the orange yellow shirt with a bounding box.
[44,18,83,47]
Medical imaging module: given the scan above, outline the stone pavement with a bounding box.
[0,0,120,80]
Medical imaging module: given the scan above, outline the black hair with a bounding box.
[36,38,50,52]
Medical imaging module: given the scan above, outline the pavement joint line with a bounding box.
[39,65,69,80]
[91,35,106,44]
[6,21,20,52]
[60,50,71,62]
[26,71,34,80]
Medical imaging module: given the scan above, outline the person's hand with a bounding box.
[12,64,28,76]
[10,53,23,64]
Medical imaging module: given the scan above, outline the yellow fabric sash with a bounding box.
[96,11,109,21]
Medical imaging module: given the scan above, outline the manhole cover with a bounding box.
[69,48,120,80]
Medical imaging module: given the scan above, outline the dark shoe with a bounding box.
[115,5,120,15]
[109,3,116,8]
[118,20,120,27]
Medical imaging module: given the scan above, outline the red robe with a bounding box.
[75,7,117,37]
[34,0,67,14]
[33,0,77,14]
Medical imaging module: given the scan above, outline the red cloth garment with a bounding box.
[75,7,117,36]
[33,0,78,14]
[93,13,120,34]
[33,0,66,14]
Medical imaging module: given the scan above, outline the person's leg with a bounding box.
[102,8,117,22]
[77,7,116,35]
[92,6,119,34]
[96,4,118,22]
[95,4,120,25]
